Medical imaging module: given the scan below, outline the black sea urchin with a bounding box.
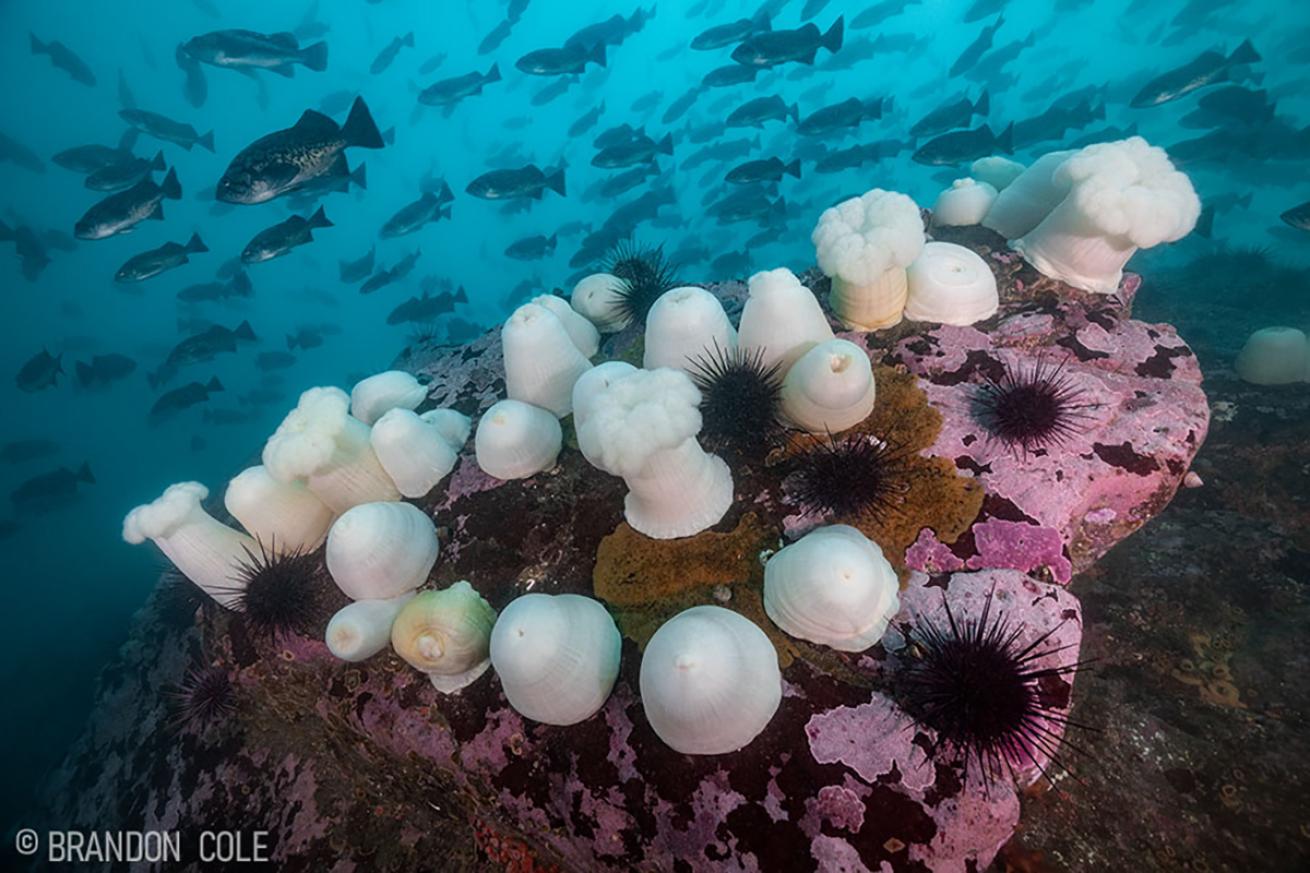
[785,431,913,520]
[896,588,1090,786]
[971,357,1095,457]
[221,540,326,637]
[605,239,679,327]
[169,665,236,732]
[687,341,786,463]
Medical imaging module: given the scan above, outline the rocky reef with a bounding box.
[35,228,1212,871]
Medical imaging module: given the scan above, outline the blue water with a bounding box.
[0,0,1306,838]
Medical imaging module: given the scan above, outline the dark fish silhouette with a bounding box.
[120,108,215,151]
[177,270,252,303]
[1131,40,1260,108]
[75,167,181,239]
[256,351,297,371]
[1282,201,1310,232]
[75,353,137,389]
[0,129,46,174]
[242,207,333,263]
[0,438,60,465]
[505,233,558,260]
[84,151,166,192]
[417,65,501,114]
[726,157,801,184]
[30,33,96,86]
[691,11,771,50]
[180,29,328,76]
[150,377,223,420]
[371,32,414,75]
[912,123,1014,165]
[150,321,255,388]
[466,164,566,200]
[16,350,63,392]
[381,185,455,238]
[339,245,376,283]
[731,16,843,67]
[516,42,606,76]
[796,96,888,136]
[910,91,989,139]
[11,462,94,508]
[115,233,208,283]
[728,96,798,128]
[949,15,1005,77]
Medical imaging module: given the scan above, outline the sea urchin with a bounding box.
[971,356,1094,457]
[895,587,1089,786]
[604,239,679,328]
[168,665,236,732]
[784,431,913,521]
[221,540,328,637]
[687,341,786,463]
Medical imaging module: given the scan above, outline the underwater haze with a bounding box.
[2,0,1309,869]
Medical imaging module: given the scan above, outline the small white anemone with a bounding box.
[123,482,257,608]
[971,155,1026,191]
[811,188,925,330]
[532,293,601,357]
[371,407,469,498]
[502,302,594,417]
[932,178,998,228]
[1234,327,1310,385]
[325,593,417,662]
[223,465,335,554]
[474,398,563,480]
[737,268,834,373]
[350,371,428,426]
[571,272,629,333]
[780,339,877,434]
[262,386,401,513]
[904,241,999,326]
[643,286,737,373]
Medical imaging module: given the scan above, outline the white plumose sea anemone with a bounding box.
[904,241,999,326]
[763,525,900,652]
[1014,137,1201,295]
[370,408,468,498]
[122,482,257,609]
[736,268,834,372]
[811,188,925,330]
[502,302,594,417]
[643,286,737,372]
[1234,327,1310,385]
[325,593,416,662]
[639,605,782,755]
[571,272,629,333]
[325,501,439,600]
[474,398,562,480]
[577,367,733,539]
[490,593,622,725]
[971,155,1026,191]
[391,581,497,693]
[932,178,998,228]
[349,370,427,426]
[532,293,601,357]
[223,465,335,553]
[981,150,1075,239]
[572,361,639,472]
[780,339,877,434]
[262,386,401,513]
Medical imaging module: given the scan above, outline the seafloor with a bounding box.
[28,230,1310,872]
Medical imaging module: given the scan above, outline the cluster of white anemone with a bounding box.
[973,136,1202,295]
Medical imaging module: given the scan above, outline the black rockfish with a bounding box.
[150,378,223,420]
[1131,40,1260,108]
[516,42,606,76]
[16,350,63,392]
[115,233,208,283]
[912,123,1013,166]
[381,185,454,238]
[30,33,95,86]
[75,353,137,389]
[74,168,181,239]
[242,207,333,263]
[731,16,843,67]
[85,151,166,192]
[11,463,94,509]
[120,108,215,152]
[179,29,328,75]
[466,164,566,200]
[217,97,384,204]
[418,65,501,114]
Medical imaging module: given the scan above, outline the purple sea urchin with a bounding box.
[221,540,327,637]
[168,665,235,732]
[784,431,913,520]
[895,587,1089,786]
[971,357,1095,457]
[604,239,679,327]
[687,341,785,464]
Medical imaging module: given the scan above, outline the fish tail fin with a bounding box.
[486,63,502,84]
[150,150,166,171]
[75,360,94,387]
[308,205,333,229]
[160,167,183,201]
[995,122,1014,155]
[789,102,800,123]
[198,130,215,152]
[785,159,801,179]
[78,462,95,485]
[1094,101,1106,121]
[752,8,770,27]
[590,42,607,69]
[29,33,45,54]
[976,89,990,116]
[207,376,224,393]
[343,97,385,149]
[382,126,396,146]
[438,204,452,220]
[233,320,257,342]
[301,40,329,72]
[455,285,468,303]
[186,232,208,254]
[349,160,367,190]
[547,165,567,197]
[117,126,139,151]
[403,32,415,47]
[1230,38,1259,66]
[658,133,673,155]
[822,16,844,54]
